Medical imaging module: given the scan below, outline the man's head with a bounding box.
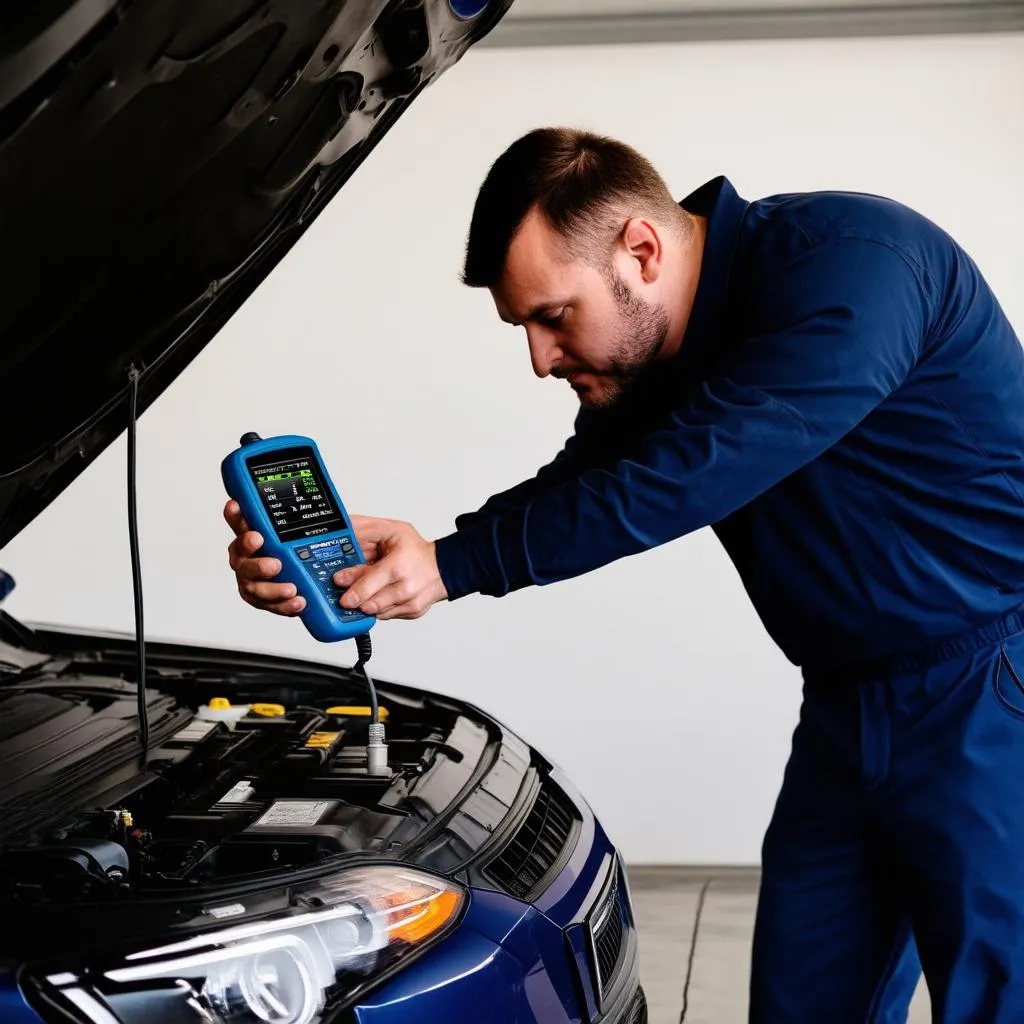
[463,127,702,408]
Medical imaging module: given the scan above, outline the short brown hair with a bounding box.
[461,126,685,288]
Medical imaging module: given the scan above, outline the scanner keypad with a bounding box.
[295,539,366,619]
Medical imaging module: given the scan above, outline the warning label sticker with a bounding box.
[172,720,218,744]
[255,800,333,829]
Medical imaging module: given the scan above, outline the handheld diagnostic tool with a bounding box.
[222,433,375,643]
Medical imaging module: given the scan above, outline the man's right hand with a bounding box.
[224,499,306,616]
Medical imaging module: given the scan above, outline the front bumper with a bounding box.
[347,767,644,1023]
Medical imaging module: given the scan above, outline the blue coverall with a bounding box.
[435,176,1024,1021]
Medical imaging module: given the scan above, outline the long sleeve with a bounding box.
[435,237,931,601]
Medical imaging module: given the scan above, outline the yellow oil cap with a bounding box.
[305,731,340,749]
[326,705,389,722]
[208,697,232,711]
[249,703,286,717]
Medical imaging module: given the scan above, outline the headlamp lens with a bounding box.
[39,867,465,1024]
[203,934,321,1024]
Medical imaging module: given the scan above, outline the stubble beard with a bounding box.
[580,272,671,409]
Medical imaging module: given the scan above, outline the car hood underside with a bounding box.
[0,0,511,549]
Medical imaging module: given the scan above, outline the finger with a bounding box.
[239,592,306,616]
[354,579,415,617]
[236,555,283,581]
[377,579,445,621]
[336,560,398,609]
[332,560,390,597]
[263,595,306,616]
[332,562,373,591]
[228,530,264,570]
[240,580,298,604]
[377,599,426,621]
[223,500,250,537]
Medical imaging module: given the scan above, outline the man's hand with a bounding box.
[335,516,448,620]
[224,499,306,616]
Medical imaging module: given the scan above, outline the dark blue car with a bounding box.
[0,1,646,1022]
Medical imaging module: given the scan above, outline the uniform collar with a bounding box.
[675,175,750,371]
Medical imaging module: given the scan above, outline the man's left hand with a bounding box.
[334,516,448,620]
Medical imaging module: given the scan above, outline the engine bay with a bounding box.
[0,648,498,908]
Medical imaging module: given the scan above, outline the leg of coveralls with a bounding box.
[749,680,922,1023]
[883,628,1024,1022]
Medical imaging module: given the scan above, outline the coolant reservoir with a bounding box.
[196,697,249,730]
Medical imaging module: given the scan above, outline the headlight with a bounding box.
[36,866,465,1024]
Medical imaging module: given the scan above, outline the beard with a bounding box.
[577,272,671,409]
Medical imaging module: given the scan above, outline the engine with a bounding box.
[0,690,460,904]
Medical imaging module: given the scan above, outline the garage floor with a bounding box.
[626,868,932,1023]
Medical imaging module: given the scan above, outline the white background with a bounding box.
[4,30,1023,864]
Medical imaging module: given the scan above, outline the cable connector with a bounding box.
[366,720,389,776]
[353,632,389,775]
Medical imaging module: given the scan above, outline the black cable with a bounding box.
[353,632,378,724]
[127,366,149,756]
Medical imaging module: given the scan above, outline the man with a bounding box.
[225,127,1024,1020]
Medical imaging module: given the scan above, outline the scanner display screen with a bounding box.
[247,446,347,541]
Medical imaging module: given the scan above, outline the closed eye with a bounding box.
[536,308,566,328]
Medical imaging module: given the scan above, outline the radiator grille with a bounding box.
[592,867,626,994]
[484,778,575,898]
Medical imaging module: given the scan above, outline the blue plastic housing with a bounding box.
[221,433,375,643]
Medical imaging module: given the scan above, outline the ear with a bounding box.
[620,217,663,284]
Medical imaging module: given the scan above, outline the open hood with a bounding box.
[0,0,511,549]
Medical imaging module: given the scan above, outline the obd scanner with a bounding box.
[222,432,375,644]
[222,433,388,775]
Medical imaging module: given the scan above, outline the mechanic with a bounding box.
[224,127,1024,1021]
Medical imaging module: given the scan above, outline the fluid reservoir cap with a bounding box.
[197,699,250,730]
[326,705,389,721]
[249,703,286,718]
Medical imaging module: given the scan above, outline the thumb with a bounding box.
[224,500,250,537]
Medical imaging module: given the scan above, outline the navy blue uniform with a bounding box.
[436,176,1024,1020]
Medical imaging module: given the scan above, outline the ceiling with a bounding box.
[483,0,1024,46]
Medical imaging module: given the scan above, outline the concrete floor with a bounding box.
[626,868,931,1023]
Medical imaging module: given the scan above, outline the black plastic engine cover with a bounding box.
[0,683,187,840]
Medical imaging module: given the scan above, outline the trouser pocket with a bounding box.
[992,629,1024,719]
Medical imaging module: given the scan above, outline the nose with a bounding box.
[525,326,560,379]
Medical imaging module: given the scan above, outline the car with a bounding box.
[0,2,646,1023]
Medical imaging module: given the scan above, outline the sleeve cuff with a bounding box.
[434,519,514,602]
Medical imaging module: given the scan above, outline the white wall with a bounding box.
[4,31,1022,865]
